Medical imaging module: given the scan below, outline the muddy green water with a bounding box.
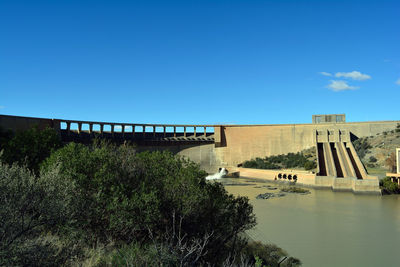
[222,178,400,267]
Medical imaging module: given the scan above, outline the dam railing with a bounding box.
[57,119,216,142]
[0,114,221,143]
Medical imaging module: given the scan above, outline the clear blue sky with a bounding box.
[1,0,399,125]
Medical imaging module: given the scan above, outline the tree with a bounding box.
[40,142,256,265]
[385,152,396,172]
[0,126,61,174]
[0,162,77,266]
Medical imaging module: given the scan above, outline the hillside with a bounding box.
[241,146,317,171]
[353,123,400,178]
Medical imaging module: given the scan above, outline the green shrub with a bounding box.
[304,160,317,170]
[0,126,61,174]
[242,152,315,170]
[369,156,377,163]
[243,158,280,169]
[281,187,310,194]
[352,138,372,159]
[0,126,13,147]
[92,242,179,266]
[243,241,301,267]
[40,142,257,264]
[366,163,376,168]
[0,162,77,266]
[380,177,400,194]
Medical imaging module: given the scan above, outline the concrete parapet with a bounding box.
[0,114,59,132]
[0,114,216,143]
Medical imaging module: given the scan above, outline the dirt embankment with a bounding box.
[353,124,400,177]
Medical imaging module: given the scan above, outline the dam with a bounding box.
[1,113,399,193]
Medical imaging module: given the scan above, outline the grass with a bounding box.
[365,166,388,179]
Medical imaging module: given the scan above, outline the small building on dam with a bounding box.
[1,114,399,194]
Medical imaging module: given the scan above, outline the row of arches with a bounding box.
[277,173,298,181]
[59,120,215,138]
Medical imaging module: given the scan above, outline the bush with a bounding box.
[243,241,301,267]
[1,134,300,265]
[40,142,257,265]
[0,126,61,174]
[242,152,315,170]
[0,126,13,146]
[380,177,400,194]
[281,187,310,194]
[366,163,376,168]
[0,162,77,266]
[369,156,377,163]
[99,239,303,267]
[304,160,317,170]
[352,138,371,159]
[243,158,280,169]
[385,152,396,172]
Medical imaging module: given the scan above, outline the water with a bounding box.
[222,178,400,267]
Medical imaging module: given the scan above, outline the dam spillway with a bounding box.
[316,129,367,179]
[314,129,380,193]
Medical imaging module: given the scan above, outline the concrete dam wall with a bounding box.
[1,114,399,174]
[134,143,222,173]
[0,114,221,173]
[215,121,400,168]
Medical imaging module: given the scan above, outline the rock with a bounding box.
[280,186,311,194]
[256,193,275,199]
[226,171,240,178]
[256,192,286,199]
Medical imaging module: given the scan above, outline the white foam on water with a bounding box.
[206,168,228,180]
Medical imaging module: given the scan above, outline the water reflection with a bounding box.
[221,178,400,267]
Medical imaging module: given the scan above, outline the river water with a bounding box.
[222,178,400,267]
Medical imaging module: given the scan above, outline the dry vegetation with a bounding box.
[353,124,400,177]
